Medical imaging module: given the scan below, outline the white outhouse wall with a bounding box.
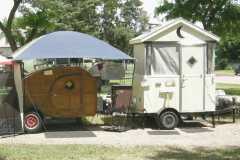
[132,22,217,113]
[205,43,216,111]
[132,44,145,112]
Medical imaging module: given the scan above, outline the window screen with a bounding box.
[150,44,180,75]
[145,44,152,75]
[207,43,215,74]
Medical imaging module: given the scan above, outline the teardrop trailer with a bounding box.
[8,31,133,133]
[23,66,98,132]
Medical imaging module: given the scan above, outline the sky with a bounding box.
[0,0,14,20]
[141,0,161,23]
[0,0,161,23]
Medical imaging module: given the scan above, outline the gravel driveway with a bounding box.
[1,122,240,148]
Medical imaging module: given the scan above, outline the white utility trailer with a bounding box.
[130,18,220,129]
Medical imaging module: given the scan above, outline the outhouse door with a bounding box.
[180,45,205,112]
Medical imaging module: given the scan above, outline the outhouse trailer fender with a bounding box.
[130,18,220,129]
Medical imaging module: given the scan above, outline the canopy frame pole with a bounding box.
[131,59,136,86]
[13,61,25,132]
[21,62,25,132]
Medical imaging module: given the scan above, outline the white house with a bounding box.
[0,32,11,56]
[130,18,220,129]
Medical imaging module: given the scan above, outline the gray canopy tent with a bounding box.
[13,31,132,60]
[11,31,133,131]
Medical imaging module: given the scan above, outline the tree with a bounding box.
[216,33,240,69]
[155,0,240,34]
[16,0,148,54]
[12,10,55,46]
[0,0,148,54]
[0,0,22,51]
[99,0,148,53]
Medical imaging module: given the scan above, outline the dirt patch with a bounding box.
[1,121,240,148]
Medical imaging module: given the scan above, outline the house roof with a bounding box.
[0,54,13,64]
[13,31,133,60]
[129,18,220,44]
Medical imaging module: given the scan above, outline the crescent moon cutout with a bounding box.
[176,26,184,38]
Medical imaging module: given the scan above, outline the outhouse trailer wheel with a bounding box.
[24,111,43,133]
[158,111,179,130]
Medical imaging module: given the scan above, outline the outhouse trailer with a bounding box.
[130,18,220,129]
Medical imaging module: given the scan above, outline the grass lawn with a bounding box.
[216,83,240,95]
[215,70,235,76]
[0,144,240,160]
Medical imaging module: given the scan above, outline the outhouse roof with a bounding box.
[129,18,220,44]
[12,31,133,60]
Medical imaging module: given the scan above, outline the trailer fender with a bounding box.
[24,107,45,119]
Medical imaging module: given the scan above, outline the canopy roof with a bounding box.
[13,31,132,60]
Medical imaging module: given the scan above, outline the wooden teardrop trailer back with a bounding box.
[24,66,97,118]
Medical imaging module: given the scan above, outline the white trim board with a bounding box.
[129,18,220,44]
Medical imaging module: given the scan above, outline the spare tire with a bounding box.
[24,111,43,133]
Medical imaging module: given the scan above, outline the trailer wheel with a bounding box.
[158,111,179,130]
[24,112,42,133]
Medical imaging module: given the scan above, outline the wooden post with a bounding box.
[232,97,236,123]
[142,114,145,129]
[233,108,236,123]
[212,112,215,128]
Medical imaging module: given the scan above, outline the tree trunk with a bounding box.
[0,0,22,52]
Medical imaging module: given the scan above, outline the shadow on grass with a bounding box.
[147,146,240,160]
[180,127,213,133]
[180,121,207,128]
[0,157,6,160]
[100,115,159,129]
[215,120,235,125]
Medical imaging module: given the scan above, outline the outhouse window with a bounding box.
[145,44,152,75]
[206,43,215,74]
[146,44,180,75]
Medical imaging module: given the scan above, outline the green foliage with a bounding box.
[14,0,148,55]
[215,56,229,70]
[1,144,240,160]
[13,10,55,46]
[224,88,240,96]
[216,33,240,65]
[215,33,240,69]
[215,69,234,76]
[216,83,240,95]
[155,0,240,33]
